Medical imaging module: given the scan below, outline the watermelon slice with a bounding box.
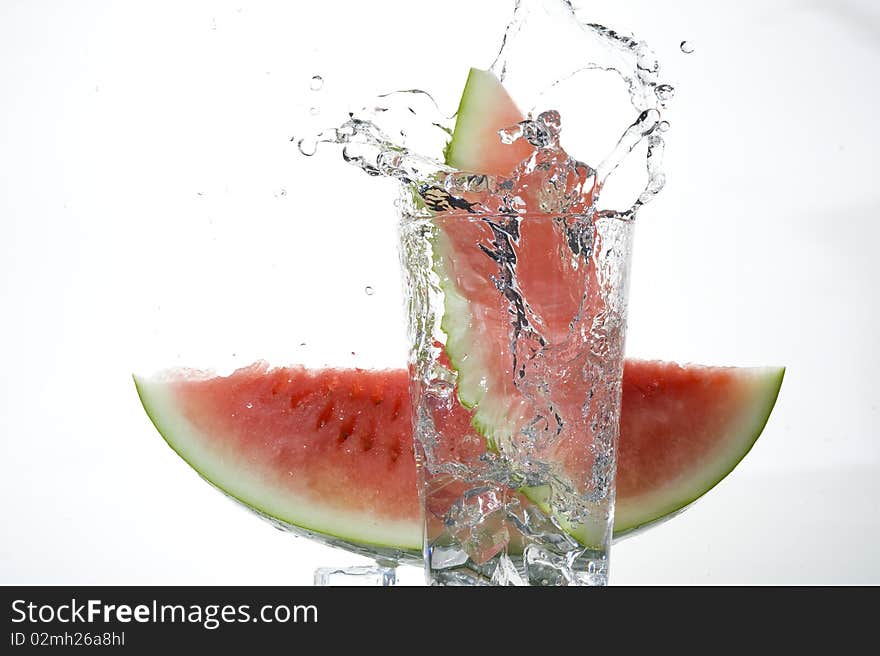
[435,68,600,449]
[134,360,783,558]
[444,68,533,176]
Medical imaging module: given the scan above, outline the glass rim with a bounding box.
[397,210,635,224]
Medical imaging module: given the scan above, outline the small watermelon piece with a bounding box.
[444,68,533,175]
[134,360,783,554]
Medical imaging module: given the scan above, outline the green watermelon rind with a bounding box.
[444,68,505,170]
[613,366,786,537]
[432,228,521,452]
[133,374,423,555]
[434,229,538,453]
[433,68,529,449]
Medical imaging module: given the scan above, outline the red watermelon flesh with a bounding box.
[134,360,783,553]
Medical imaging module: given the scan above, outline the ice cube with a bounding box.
[490,553,526,586]
[313,565,397,586]
[428,543,470,570]
[445,486,511,565]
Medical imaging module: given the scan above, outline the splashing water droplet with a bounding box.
[655,84,675,102]
[274,188,287,198]
[657,120,670,132]
[309,107,320,116]
[680,40,694,54]
[297,138,317,156]
[364,286,374,295]
[310,75,324,91]
[499,123,523,145]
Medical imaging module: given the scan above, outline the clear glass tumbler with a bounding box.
[399,199,634,585]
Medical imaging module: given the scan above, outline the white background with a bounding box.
[1,0,878,584]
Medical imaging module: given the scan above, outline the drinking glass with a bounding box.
[399,201,634,586]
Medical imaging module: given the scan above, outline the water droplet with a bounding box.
[680,40,694,54]
[246,402,253,409]
[364,286,374,295]
[538,110,562,137]
[498,123,523,145]
[310,75,323,91]
[297,138,317,156]
[309,107,320,116]
[657,120,670,132]
[638,55,659,75]
[655,84,675,101]
[274,188,287,198]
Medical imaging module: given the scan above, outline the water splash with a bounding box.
[493,1,666,114]
[296,0,672,220]
[297,137,317,157]
[655,84,675,103]
[680,40,695,54]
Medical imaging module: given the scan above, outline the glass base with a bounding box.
[314,564,398,586]
[426,549,608,586]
